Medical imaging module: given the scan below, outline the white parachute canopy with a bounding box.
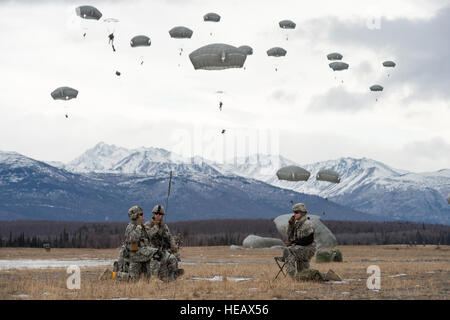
[273,214,338,248]
[242,235,284,248]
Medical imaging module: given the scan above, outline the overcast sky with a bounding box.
[0,0,449,172]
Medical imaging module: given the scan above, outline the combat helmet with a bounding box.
[292,203,307,214]
[128,205,143,220]
[152,205,165,215]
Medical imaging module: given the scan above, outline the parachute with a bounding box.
[242,235,284,248]
[104,18,119,52]
[279,20,296,29]
[189,43,247,70]
[51,87,78,118]
[267,47,287,57]
[276,166,311,182]
[130,35,151,65]
[383,61,396,77]
[316,169,341,183]
[273,214,338,248]
[51,87,78,100]
[327,52,343,61]
[329,61,349,71]
[169,26,193,39]
[238,45,253,56]
[370,85,384,91]
[75,5,102,20]
[203,12,221,22]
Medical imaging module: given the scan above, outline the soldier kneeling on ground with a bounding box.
[144,204,184,282]
[276,203,342,282]
[101,206,160,281]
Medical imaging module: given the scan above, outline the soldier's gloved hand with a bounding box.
[285,241,292,247]
[170,247,178,254]
[288,216,295,225]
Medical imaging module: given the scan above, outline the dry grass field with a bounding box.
[0,245,449,300]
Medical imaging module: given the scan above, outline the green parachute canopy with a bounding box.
[130,35,151,47]
[329,61,349,71]
[169,26,193,39]
[75,5,102,20]
[51,87,78,100]
[370,85,384,91]
[189,43,247,70]
[316,169,341,183]
[327,52,343,61]
[276,165,311,182]
[267,47,287,57]
[238,45,253,55]
[383,61,396,68]
[279,20,296,29]
[203,12,221,22]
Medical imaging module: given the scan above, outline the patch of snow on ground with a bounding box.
[0,259,114,271]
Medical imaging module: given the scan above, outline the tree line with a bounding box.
[0,219,449,248]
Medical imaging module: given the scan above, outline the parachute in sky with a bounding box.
[316,169,341,183]
[327,52,343,61]
[189,43,246,70]
[329,61,349,71]
[203,12,221,22]
[238,45,253,56]
[267,47,287,71]
[51,87,78,118]
[279,20,296,40]
[169,26,193,39]
[76,5,102,20]
[130,35,151,65]
[276,166,311,182]
[370,84,384,102]
[104,18,119,52]
[383,60,396,77]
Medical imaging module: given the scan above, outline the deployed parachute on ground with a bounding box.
[316,169,341,183]
[51,87,78,118]
[327,52,343,61]
[329,61,349,71]
[276,166,311,182]
[242,235,284,248]
[189,43,247,70]
[130,35,151,65]
[273,214,338,248]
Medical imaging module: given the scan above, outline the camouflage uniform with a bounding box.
[284,203,317,278]
[121,206,160,281]
[145,205,181,281]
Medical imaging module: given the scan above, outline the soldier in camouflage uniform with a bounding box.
[144,205,184,282]
[277,203,342,282]
[118,205,160,281]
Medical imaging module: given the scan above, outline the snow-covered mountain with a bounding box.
[212,155,450,224]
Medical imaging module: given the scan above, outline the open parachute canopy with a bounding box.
[276,166,311,182]
[51,87,78,100]
[267,47,287,57]
[238,45,253,55]
[130,35,151,47]
[316,169,341,183]
[169,26,193,39]
[279,20,296,29]
[203,12,221,22]
[327,52,343,61]
[383,61,396,68]
[370,85,384,91]
[189,43,247,70]
[329,61,349,71]
[75,5,102,20]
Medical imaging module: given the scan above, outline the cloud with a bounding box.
[308,87,373,113]
[268,89,298,104]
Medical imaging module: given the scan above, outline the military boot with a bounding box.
[175,268,185,279]
[325,269,342,281]
[113,261,119,273]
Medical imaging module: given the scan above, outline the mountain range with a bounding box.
[1,142,449,224]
